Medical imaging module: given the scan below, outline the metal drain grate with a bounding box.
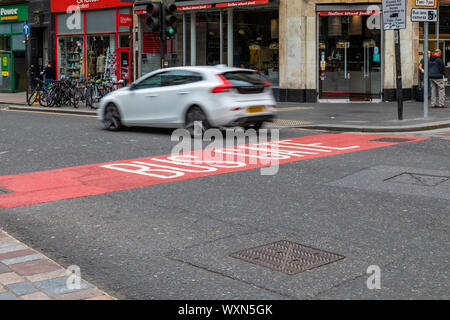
[385,173,450,187]
[231,240,345,275]
[370,138,415,143]
[267,119,312,127]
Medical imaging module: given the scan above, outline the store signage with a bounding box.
[119,14,133,27]
[319,10,380,16]
[1,56,9,77]
[382,0,406,30]
[413,0,437,9]
[216,0,270,8]
[0,4,28,23]
[411,8,437,22]
[51,0,132,13]
[177,4,213,11]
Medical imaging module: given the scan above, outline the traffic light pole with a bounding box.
[161,0,165,68]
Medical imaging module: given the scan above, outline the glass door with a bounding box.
[118,50,130,85]
[318,12,382,101]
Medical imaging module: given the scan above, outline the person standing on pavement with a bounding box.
[418,51,431,97]
[429,49,447,108]
[41,61,55,85]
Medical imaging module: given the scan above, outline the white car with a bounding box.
[98,66,276,134]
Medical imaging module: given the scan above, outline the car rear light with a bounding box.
[211,75,235,93]
[257,72,272,88]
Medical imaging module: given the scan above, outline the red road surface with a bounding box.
[0,134,427,209]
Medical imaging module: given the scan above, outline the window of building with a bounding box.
[87,35,117,79]
[58,36,84,80]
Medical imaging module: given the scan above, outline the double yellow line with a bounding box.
[1,107,98,118]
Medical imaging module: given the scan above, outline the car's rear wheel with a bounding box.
[103,103,123,131]
[185,106,210,138]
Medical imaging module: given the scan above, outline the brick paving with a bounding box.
[0,229,114,300]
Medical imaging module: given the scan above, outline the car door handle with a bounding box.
[146,94,158,98]
[177,92,189,95]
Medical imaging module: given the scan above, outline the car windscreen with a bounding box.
[221,71,264,87]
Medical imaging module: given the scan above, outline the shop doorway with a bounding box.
[318,11,382,102]
[118,49,130,85]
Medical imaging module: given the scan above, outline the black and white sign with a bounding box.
[411,8,438,22]
[382,0,406,30]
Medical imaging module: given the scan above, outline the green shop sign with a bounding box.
[2,56,9,77]
[0,4,28,23]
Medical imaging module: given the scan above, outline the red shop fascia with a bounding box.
[51,0,133,81]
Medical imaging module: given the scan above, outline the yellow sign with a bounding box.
[0,15,18,21]
[2,71,9,77]
[413,0,437,9]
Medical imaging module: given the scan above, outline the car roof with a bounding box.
[155,66,256,74]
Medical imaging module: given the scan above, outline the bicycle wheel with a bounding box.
[27,86,39,106]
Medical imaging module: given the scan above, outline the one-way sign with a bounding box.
[411,8,438,22]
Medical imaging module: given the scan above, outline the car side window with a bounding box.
[165,71,203,87]
[134,72,168,90]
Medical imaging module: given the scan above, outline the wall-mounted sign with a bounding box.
[51,0,131,13]
[118,14,133,27]
[216,0,270,8]
[382,0,406,30]
[413,0,437,9]
[1,56,9,77]
[177,4,213,11]
[0,4,28,23]
[411,8,438,21]
[320,10,380,16]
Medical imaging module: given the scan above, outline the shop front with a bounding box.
[317,5,382,102]
[0,3,28,93]
[137,0,279,88]
[419,0,450,93]
[51,0,133,82]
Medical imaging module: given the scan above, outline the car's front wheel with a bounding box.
[103,103,123,131]
[185,106,210,138]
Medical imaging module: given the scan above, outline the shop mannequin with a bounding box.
[88,50,96,76]
[97,49,106,75]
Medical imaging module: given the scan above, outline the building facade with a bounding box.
[0,2,28,92]
[50,0,133,82]
[134,0,449,103]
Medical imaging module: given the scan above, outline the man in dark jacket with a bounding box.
[429,49,446,108]
[42,61,55,84]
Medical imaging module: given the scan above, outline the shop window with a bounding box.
[233,9,279,86]
[0,24,10,34]
[58,36,84,80]
[119,34,129,48]
[11,23,23,34]
[0,35,11,51]
[86,35,117,80]
[57,13,84,35]
[86,9,116,34]
[12,35,25,51]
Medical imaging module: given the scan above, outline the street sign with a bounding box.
[411,9,438,22]
[382,0,406,30]
[413,0,437,9]
[22,23,30,35]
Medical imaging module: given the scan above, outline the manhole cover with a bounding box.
[385,173,449,187]
[370,138,415,143]
[231,240,345,275]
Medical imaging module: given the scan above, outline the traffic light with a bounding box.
[163,3,178,40]
[146,2,161,32]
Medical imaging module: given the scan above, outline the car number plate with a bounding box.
[247,106,266,113]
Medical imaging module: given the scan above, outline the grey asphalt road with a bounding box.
[0,108,448,300]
